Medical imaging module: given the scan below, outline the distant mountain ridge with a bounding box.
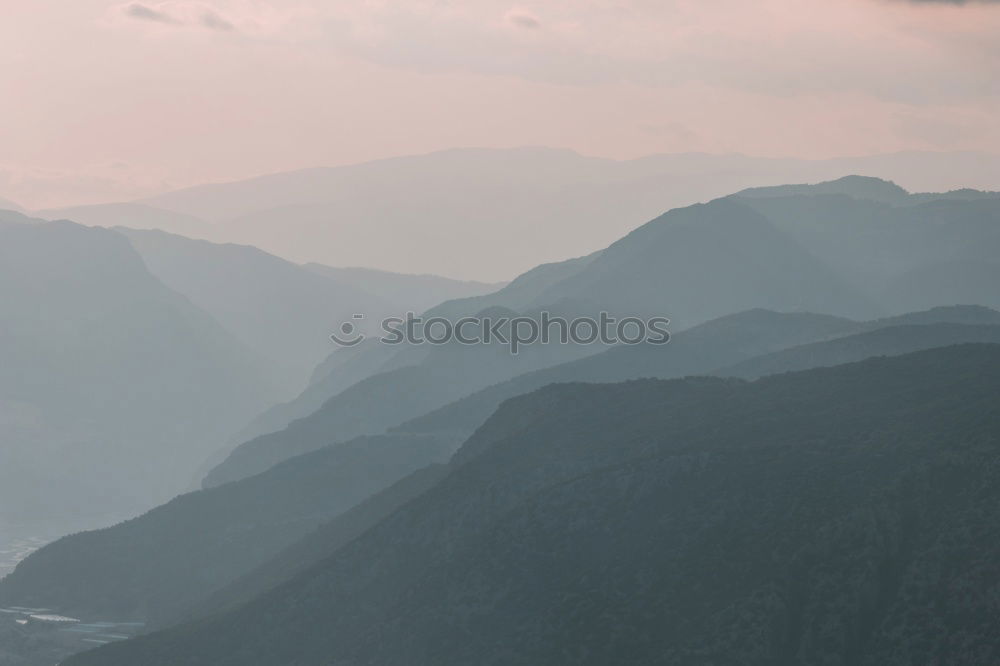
[737,174,1000,205]
[29,148,1000,281]
[201,320,606,487]
[0,216,275,533]
[118,228,395,396]
[205,180,1000,487]
[398,306,1000,440]
[6,307,998,630]
[524,197,880,325]
[63,345,1000,666]
[732,186,1000,314]
[0,432,460,623]
[303,263,503,315]
[5,162,1000,666]
[37,202,211,239]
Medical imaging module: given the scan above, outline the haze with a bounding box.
[3,0,1000,209]
[3,2,1000,663]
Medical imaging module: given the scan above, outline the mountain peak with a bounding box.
[826,174,909,198]
[735,174,910,204]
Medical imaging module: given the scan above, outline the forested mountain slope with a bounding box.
[68,345,1000,666]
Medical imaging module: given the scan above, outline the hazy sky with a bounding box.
[2,0,999,208]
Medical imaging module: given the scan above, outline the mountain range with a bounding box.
[62,345,1000,666]
[0,217,273,533]
[0,215,494,540]
[28,148,1000,281]
[2,169,999,666]
[5,306,998,632]
[203,177,1000,489]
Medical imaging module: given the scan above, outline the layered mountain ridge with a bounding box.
[64,345,1000,666]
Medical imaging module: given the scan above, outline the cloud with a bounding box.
[124,3,180,24]
[506,11,541,29]
[902,0,1000,4]
[104,1,1000,107]
[201,10,235,31]
[118,2,237,32]
[317,0,1000,105]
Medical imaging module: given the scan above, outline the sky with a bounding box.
[1,0,999,209]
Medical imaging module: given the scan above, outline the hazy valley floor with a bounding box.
[1,533,143,666]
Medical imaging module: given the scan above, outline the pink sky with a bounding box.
[2,0,999,208]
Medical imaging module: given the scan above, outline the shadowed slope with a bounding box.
[66,345,1000,666]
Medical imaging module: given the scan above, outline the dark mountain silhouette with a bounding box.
[186,322,1000,628]
[206,301,1000,493]
[123,179,1000,492]
[64,345,1000,666]
[716,322,1000,379]
[0,218,274,533]
[6,173,998,666]
[0,433,459,623]
[0,308,861,623]
[399,306,1000,442]
[4,154,1000,666]
[179,464,451,625]
[206,193,913,488]
[157,318,1000,636]
[397,309,856,439]
[393,306,1000,437]
[195,315,993,621]
[202,319,605,487]
[7,308,994,630]
[204,295,858,490]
